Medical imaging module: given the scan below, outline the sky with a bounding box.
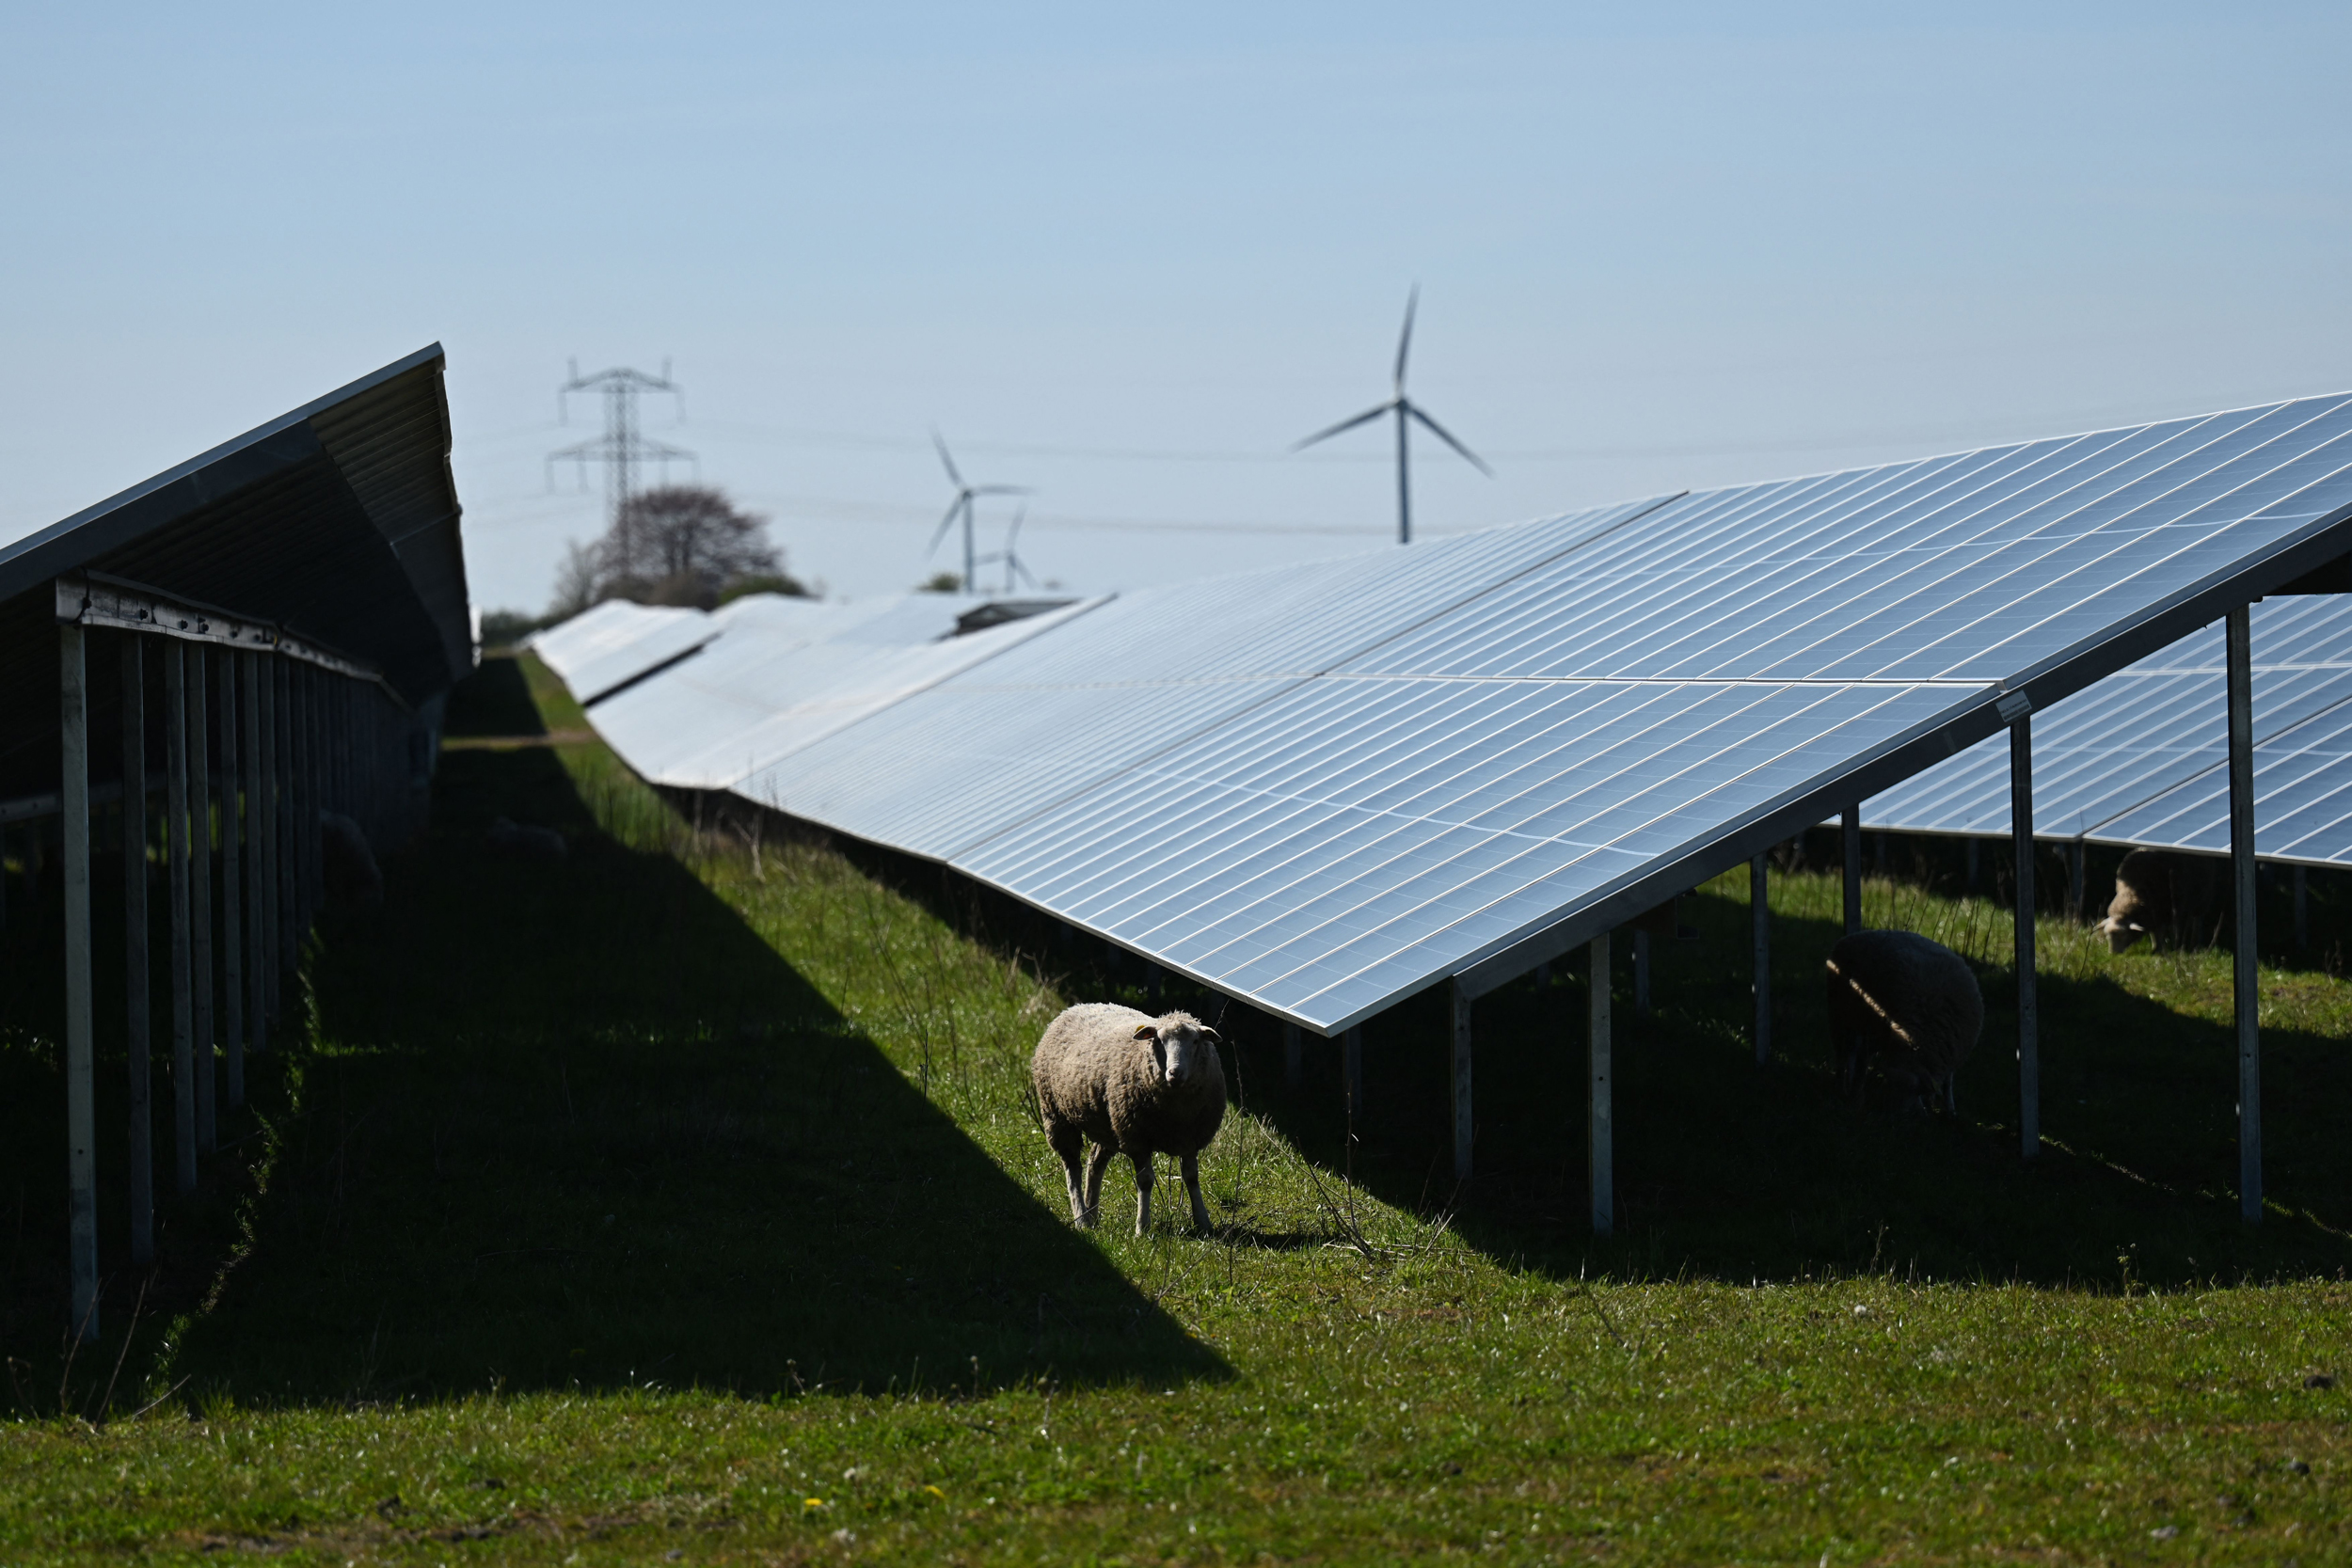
[5,3,2350,613]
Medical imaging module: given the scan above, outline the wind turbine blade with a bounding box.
[926,498,962,557]
[1291,402,1393,451]
[970,483,1034,497]
[1006,502,1027,549]
[1393,284,1419,393]
[931,429,964,488]
[1012,555,1040,589]
[1406,402,1494,476]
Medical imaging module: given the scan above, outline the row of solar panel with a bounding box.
[1867,591,2352,863]
[537,392,2352,1033]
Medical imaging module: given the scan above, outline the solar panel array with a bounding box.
[556,394,2352,1033]
[530,598,718,704]
[1867,594,2352,863]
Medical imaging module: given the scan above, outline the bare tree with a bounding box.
[547,539,601,620]
[552,484,803,613]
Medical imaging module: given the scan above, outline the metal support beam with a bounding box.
[2010,711,2038,1160]
[1450,979,1472,1185]
[275,658,294,980]
[61,623,98,1341]
[2066,840,2085,923]
[1841,807,1863,935]
[218,651,244,1110]
[1751,853,1771,1067]
[1588,931,1613,1238]
[1632,929,1650,1020]
[2227,605,2262,1223]
[119,637,152,1264]
[1343,1026,1363,1123]
[246,652,273,1046]
[166,643,195,1196]
[188,646,215,1154]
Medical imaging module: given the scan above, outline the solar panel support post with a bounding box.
[187,647,215,1155]
[119,635,151,1266]
[1282,1023,1300,1089]
[1751,854,1771,1067]
[246,652,273,1045]
[1965,837,1979,895]
[61,622,99,1342]
[1632,929,1650,1020]
[1343,1027,1363,1122]
[2066,841,2085,923]
[1841,809,1862,935]
[275,659,294,981]
[1588,931,1612,1238]
[216,651,244,1111]
[165,642,196,1196]
[2009,711,2039,1161]
[1450,979,1472,1185]
[306,667,324,918]
[2226,604,2262,1223]
[2293,865,2308,952]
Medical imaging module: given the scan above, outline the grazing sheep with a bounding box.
[2100,848,2219,953]
[319,812,383,913]
[1031,1005,1227,1235]
[485,816,566,862]
[1825,930,1982,1114]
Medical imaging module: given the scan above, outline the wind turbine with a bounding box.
[928,431,1031,592]
[975,503,1041,594]
[1293,287,1491,544]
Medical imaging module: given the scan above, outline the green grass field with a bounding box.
[2,652,2346,1564]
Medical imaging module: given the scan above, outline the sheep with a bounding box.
[1825,929,1982,1115]
[485,816,566,862]
[2100,847,2219,953]
[1031,1004,1227,1235]
[319,811,383,913]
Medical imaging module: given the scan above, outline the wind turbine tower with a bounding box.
[929,432,1031,593]
[1294,289,1491,544]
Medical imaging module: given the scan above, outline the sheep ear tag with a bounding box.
[1133,1024,1157,1040]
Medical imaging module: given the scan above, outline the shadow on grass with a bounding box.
[146,705,1222,1406]
[1229,885,2352,1291]
[531,726,2352,1298]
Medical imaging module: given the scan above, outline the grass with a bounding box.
[1,652,2347,1564]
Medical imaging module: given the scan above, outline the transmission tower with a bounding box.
[547,358,696,526]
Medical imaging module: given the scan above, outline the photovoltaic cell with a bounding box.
[556,393,2352,1033]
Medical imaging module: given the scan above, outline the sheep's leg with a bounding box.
[1047,1123,1089,1225]
[1082,1143,1115,1227]
[1180,1151,1211,1232]
[1131,1151,1155,1236]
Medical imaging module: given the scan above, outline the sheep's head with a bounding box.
[1134,1015,1220,1087]
[2101,916,2147,954]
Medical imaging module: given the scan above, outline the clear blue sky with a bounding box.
[6,3,2349,612]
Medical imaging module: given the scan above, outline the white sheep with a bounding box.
[1031,1004,1227,1234]
[1825,930,1982,1114]
[2100,847,2219,953]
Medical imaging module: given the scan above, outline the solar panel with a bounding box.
[592,593,1102,789]
[561,393,2352,1033]
[528,599,717,705]
[1866,594,2352,851]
